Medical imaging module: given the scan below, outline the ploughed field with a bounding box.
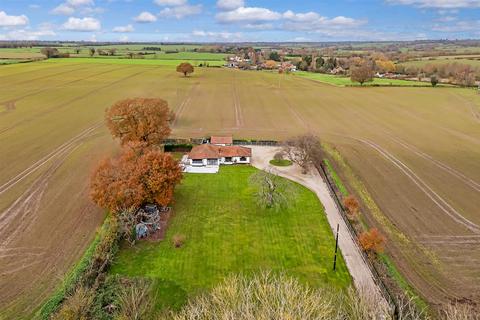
[0,59,479,317]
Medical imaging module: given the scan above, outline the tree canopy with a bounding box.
[176,62,194,77]
[350,63,375,85]
[105,98,174,147]
[249,170,295,210]
[282,134,323,174]
[90,147,182,213]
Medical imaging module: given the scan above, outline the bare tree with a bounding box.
[282,134,323,174]
[351,63,375,86]
[40,47,60,58]
[249,170,295,210]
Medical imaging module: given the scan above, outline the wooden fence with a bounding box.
[316,162,400,318]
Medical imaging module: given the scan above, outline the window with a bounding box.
[240,157,247,162]
[225,157,232,162]
[207,159,218,166]
[192,159,203,165]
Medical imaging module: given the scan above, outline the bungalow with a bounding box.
[187,144,251,166]
[182,144,251,173]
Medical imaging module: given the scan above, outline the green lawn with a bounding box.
[295,71,439,87]
[269,159,293,167]
[110,166,350,311]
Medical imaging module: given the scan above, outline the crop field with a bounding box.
[0,59,479,317]
[399,57,480,68]
[294,71,439,87]
[111,166,350,311]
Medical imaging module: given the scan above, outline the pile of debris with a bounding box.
[135,204,171,240]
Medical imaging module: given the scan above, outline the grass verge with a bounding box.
[269,159,292,166]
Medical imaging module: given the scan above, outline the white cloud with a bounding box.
[154,0,187,5]
[216,7,281,23]
[119,35,129,42]
[0,11,29,26]
[29,4,41,9]
[436,15,457,22]
[244,23,273,30]
[51,0,98,16]
[192,29,244,41]
[158,4,202,19]
[51,4,75,15]
[62,17,101,31]
[66,0,94,6]
[134,11,157,22]
[432,20,480,32]
[112,24,134,32]
[282,10,365,31]
[386,0,480,8]
[216,0,244,10]
[0,24,55,40]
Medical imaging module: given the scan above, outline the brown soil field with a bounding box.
[0,60,479,318]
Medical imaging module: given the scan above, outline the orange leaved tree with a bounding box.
[105,98,174,147]
[136,149,183,207]
[358,228,386,256]
[90,147,182,213]
[176,62,194,77]
[343,195,360,220]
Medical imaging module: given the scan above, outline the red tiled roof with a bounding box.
[219,146,251,157]
[211,136,233,145]
[188,145,251,159]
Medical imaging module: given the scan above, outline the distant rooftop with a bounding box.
[211,136,233,145]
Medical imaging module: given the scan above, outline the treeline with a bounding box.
[397,62,479,86]
[40,47,69,58]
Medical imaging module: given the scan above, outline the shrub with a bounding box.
[442,303,479,320]
[115,278,155,320]
[343,195,360,221]
[273,151,284,161]
[172,234,186,248]
[171,272,423,320]
[52,286,94,320]
[359,228,386,256]
[172,272,341,320]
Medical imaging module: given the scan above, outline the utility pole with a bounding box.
[333,223,339,271]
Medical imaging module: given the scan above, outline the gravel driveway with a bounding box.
[249,145,389,308]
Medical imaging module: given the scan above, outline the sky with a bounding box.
[1,0,480,42]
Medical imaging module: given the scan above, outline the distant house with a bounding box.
[211,136,233,146]
[183,144,252,173]
[331,67,345,75]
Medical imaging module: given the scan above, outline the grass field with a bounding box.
[110,166,350,311]
[294,71,437,87]
[0,47,227,66]
[39,57,225,66]
[0,59,479,318]
[399,57,480,68]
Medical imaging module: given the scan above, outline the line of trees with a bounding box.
[397,62,478,87]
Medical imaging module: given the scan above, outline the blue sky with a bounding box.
[1,0,480,42]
